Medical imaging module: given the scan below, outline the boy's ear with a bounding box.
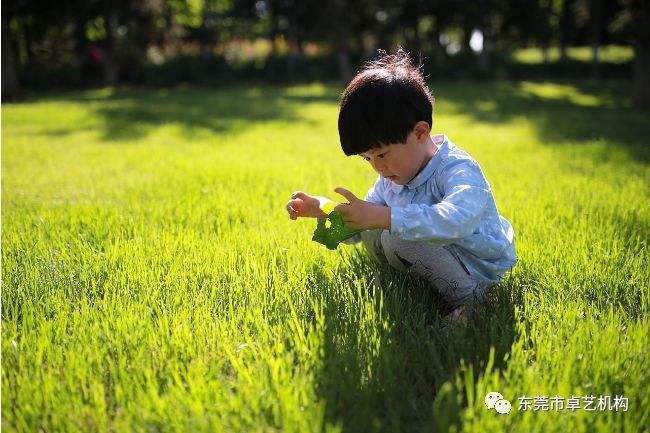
[413,121,430,141]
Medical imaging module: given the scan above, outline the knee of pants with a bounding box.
[379,231,489,308]
[361,229,386,265]
[379,230,412,272]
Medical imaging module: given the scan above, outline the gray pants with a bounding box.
[361,230,489,309]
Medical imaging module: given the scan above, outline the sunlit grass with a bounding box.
[512,45,634,64]
[2,80,648,432]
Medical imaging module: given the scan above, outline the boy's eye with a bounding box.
[361,152,386,161]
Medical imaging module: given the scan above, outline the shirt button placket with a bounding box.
[408,188,417,203]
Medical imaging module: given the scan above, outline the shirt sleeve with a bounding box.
[343,176,386,244]
[364,175,387,205]
[390,159,490,244]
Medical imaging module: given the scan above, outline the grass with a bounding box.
[2,80,649,433]
[511,45,634,64]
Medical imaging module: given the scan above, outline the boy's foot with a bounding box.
[440,305,469,337]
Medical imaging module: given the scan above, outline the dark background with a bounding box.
[2,0,649,108]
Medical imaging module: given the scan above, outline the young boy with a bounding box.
[285,50,516,321]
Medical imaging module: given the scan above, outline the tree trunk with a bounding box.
[74,15,89,83]
[22,19,33,65]
[103,11,119,87]
[589,0,604,77]
[478,27,490,73]
[559,0,572,62]
[281,5,306,80]
[2,14,19,99]
[633,43,650,109]
[285,27,303,80]
[403,12,421,56]
[267,3,279,57]
[477,1,491,73]
[431,26,446,68]
[542,44,550,63]
[332,0,352,82]
[462,21,473,54]
[632,2,650,109]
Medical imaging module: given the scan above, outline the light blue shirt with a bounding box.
[348,134,516,286]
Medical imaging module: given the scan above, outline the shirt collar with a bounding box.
[389,134,448,194]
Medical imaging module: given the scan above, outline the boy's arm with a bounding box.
[390,159,490,244]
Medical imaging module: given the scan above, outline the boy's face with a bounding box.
[359,128,430,185]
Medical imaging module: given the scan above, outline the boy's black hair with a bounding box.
[338,49,434,156]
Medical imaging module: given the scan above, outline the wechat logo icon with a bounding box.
[485,391,512,414]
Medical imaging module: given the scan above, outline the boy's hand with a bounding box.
[286,191,328,220]
[334,187,391,230]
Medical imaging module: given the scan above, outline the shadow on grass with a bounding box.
[307,250,517,432]
[24,85,342,142]
[20,80,648,164]
[436,80,650,164]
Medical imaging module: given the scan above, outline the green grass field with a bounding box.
[511,45,634,64]
[2,80,649,432]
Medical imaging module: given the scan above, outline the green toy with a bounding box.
[311,198,361,250]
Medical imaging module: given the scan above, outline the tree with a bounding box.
[559,0,577,62]
[611,0,650,108]
[588,0,605,75]
[2,8,19,97]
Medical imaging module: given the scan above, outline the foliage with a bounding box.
[312,212,361,250]
[2,0,642,90]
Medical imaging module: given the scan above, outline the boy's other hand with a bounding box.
[286,191,328,220]
[334,187,391,230]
